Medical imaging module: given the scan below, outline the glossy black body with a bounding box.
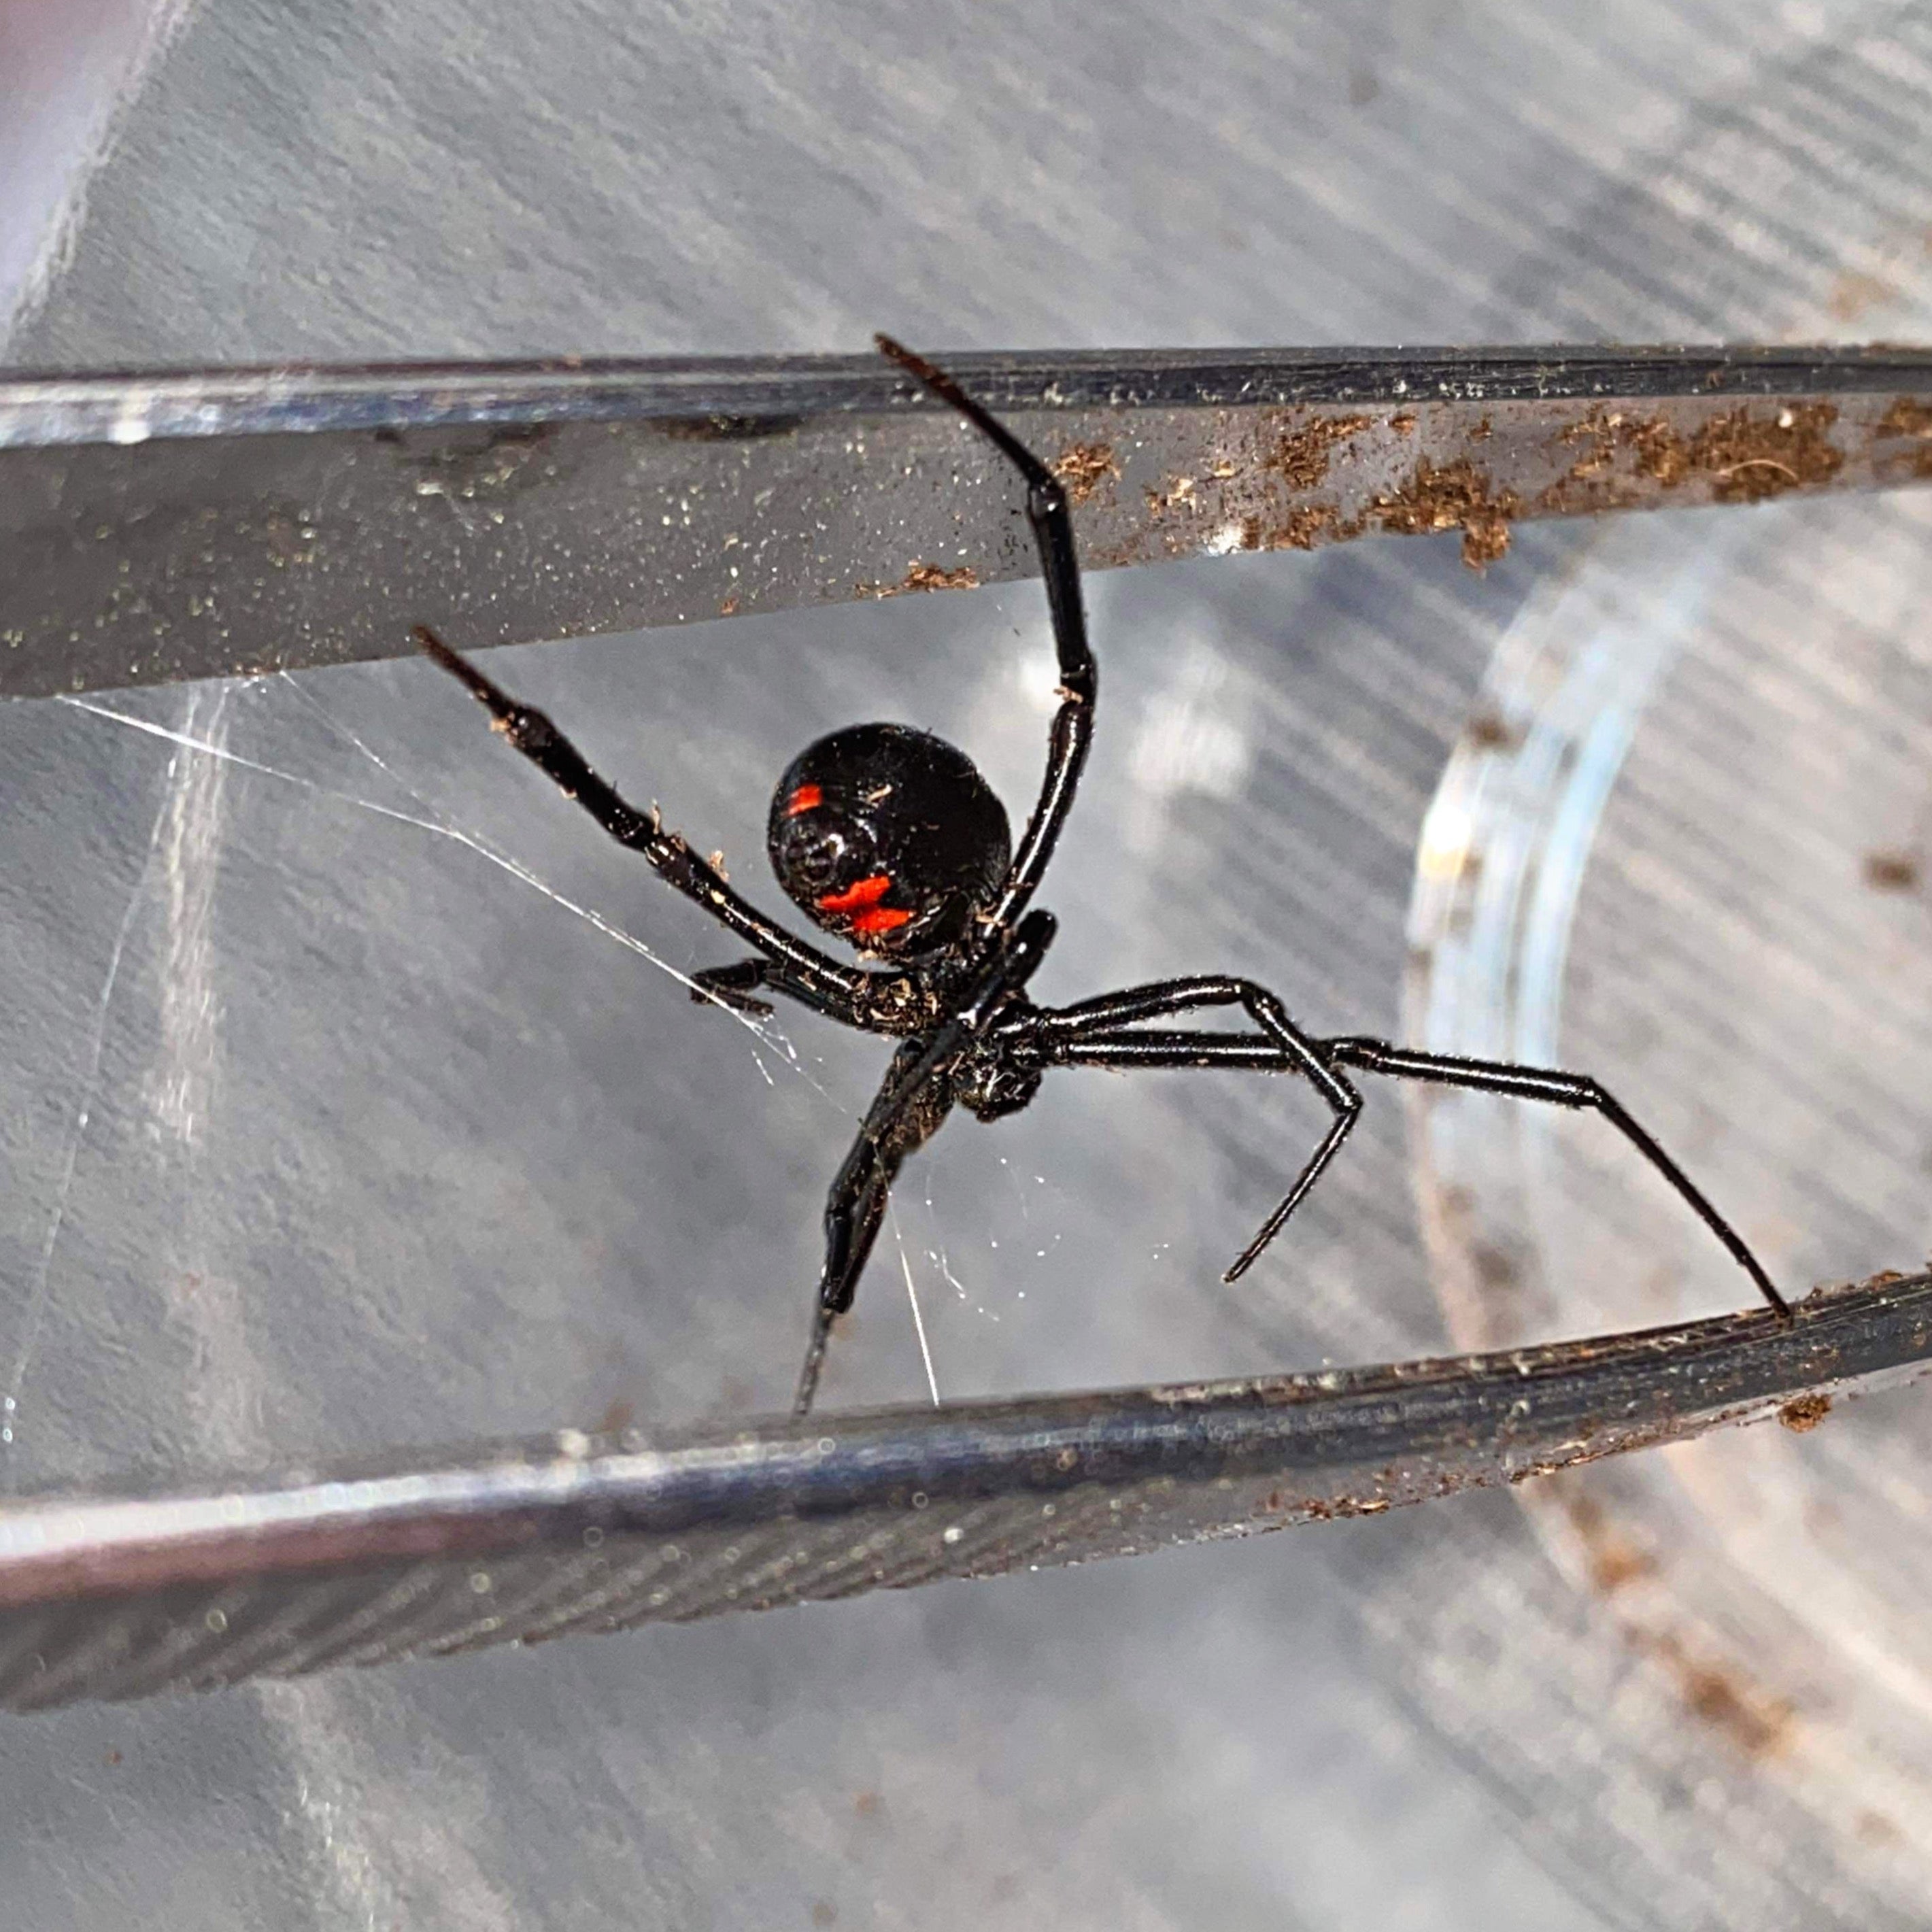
[768,723,1011,959]
[420,335,1789,1416]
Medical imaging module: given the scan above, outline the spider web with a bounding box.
[5,662,971,1465]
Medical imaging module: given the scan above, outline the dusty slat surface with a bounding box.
[5,347,1932,700]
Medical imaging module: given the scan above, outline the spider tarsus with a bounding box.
[875,333,1052,490]
[874,332,943,390]
[794,1308,835,1417]
[416,624,545,747]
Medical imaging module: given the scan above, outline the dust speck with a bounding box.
[1863,849,1921,893]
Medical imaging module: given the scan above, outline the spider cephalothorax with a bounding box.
[421,333,1789,1418]
[768,723,1011,960]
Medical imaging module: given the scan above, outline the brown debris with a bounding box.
[1674,1653,1793,1758]
[1371,458,1521,570]
[857,561,982,599]
[717,592,741,618]
[1562,1494,1655,1595]
[1266,412,1370,492]
[1864,849,1922,892]
[1625,417,1689,486]
[1465,709,1520,752]
[1829,271,1900,322]
[1258,504,1342,552]
[1051,441,1121,505]
[1778,1392,1832,1434]
[1637,403,1844,504]
[1694,403,1844,503]
[1878,395,1932,439]
[1557,1487,1793,1758]
[1542,401,1846,513]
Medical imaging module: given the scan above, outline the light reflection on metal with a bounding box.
[0,1270,1924,1710]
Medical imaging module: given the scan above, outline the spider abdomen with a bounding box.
[768,723,1011,957]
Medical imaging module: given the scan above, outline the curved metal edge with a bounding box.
[0,1269,1923,1711]
[5,345,1932,450]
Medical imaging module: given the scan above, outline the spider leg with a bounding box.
[874,339,1096,940]
[1319,1037,1791,1318]
[1046,1021,1788,1319]
[795,1026,966,1415]
[416,627,866,1014]
[690,959,777,1017]
[1032,977,1361,1281]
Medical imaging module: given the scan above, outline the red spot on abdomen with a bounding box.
[816,873,893,914]
[851,906,913,937]
[784,783,824,817]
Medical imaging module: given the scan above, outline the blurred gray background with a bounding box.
[4,2,1932,1927]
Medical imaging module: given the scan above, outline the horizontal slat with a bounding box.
[0,1268,1922,1710]
[6,345,1932,700]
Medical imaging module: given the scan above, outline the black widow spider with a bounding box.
[419,335,1790,1415]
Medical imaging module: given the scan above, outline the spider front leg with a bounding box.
[416,626,866,1016]
[875,338,1096,940]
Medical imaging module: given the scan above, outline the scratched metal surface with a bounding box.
[5,5,1932,1932]
[1,1272,1927,1714]
[5,347,1932,699]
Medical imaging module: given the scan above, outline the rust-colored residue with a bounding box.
[857,562,982,598]
[1388,411,1416,436]
[1553,402,1844,511]
[1052,441,1121,505]
[1542,400,1850,515]
[1670,1646,1794,1759]
[1371,458,1521,569]
[717,592,741,618]
[1878,395,1932,439]
[1555,1487,1793,1758]
[1778,1392,1832,1434]
[1831,271,1901,322]
[1864,849,1922,893]
[1255,504,1342,552]
[1686,403,1844,503]
[1266,413,1370,492]
[1465,709,1519,752]
[1561,1494,1655,1595]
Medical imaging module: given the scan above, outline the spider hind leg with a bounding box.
[794,1032,962,1416]
[1320,1038,1791,1318]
